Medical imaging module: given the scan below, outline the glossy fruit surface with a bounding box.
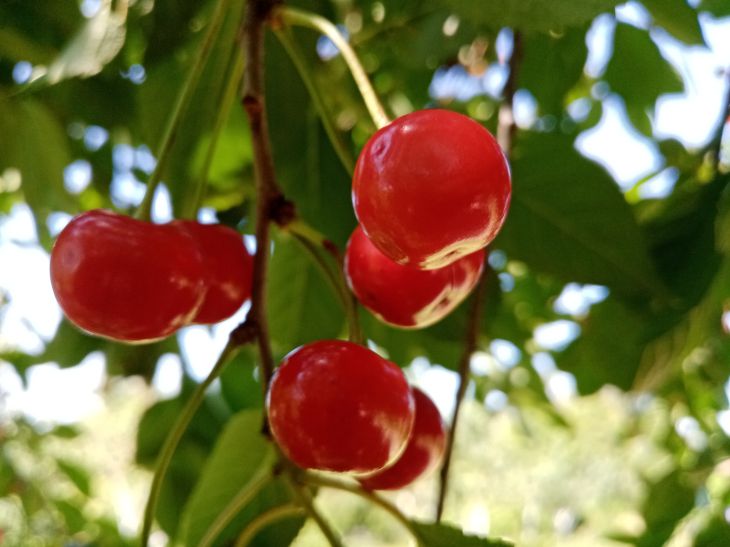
[267,340,415,474]
[173,221,253,324]
[352,109,510,269]
[345,225,485,329]
[360,387,446,491]
[50,209,206,343]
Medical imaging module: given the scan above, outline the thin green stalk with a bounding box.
[287,222,363,344]
[277,6,390,129]
[302,472,422,546]
[234,504,304,547]
[140,341,240,545]
[274,26,355,175]
[183,46,246,219]
[136,0,233,221]
[198,467,273,547]
[285,475,345,547]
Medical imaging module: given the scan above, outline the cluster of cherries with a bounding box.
[50,209,254,342]
[270,109,511,488]
[49,108,511,490]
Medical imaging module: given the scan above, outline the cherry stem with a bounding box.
[233,503,304,547]
[277,6,391,130]
[435,30,523,523]
[286,221,363,344]
[273,26,356,175]
[198,465,273,547]
[182,42,246,220]
[285,474,345,547]
[302,472,423,546]
[135,0,233,222]
[140,341,242,545]
[435,267,490,522]
[239,0,283,407]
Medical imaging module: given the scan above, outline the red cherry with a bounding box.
[50,209,206,343]
[360,388,446,491]
[344,225,485,329]
[267,340,415,474]
[352,109,510,269]
[172,221,253,324]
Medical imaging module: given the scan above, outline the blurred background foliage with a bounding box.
[1,0,730,545]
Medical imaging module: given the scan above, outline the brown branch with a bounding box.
[238,0,283,418]
[436,30,523,522]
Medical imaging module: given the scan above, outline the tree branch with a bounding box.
[239,0,283,411]
[435,30,523,522]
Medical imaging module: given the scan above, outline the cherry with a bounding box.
[172,221,253,324]
[359,387,446,490]
[352,109,510,269]
[267,340,415,474]
[50,209,206,343]
[344,225,485,329]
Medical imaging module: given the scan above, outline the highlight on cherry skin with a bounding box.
[352,108,511,270]
[172,220,254,324]
[50,209,207,343]
[266,339,416,475]
[345,225,485,329]
[359,387,446,491]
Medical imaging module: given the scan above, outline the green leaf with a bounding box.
[557,299,647,393]
[496,132,664,298]
[56,458,91,496]
[699,0,730,18]
[518,27,589,114]
[634,471,695,547]
[136,389,225,468]
[715,177,730,254]
[639,175,726,306]
[413,522,513,547]
[0,98,75,244]
[695,515,730,546]
[642,0,706,45]
[267,234,345,354]
[604,23,683,131]
[36,319,103,369]
[0,28,56,65]
[53,499,87,533]
[219,348,263,412]
[435,0,622,31]
[180,410,274,546]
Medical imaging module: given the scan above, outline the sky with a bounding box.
[1,3,729,429]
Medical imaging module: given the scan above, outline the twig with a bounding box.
[285,474,345,547]
[135,0,233,221]
[434,269,489,522]
[435,30,523,522]
[239,0,284,407]
[496,30,523,156]
[198,466,273,547]
[303,472,423,546]
[290,231,363,344]
[277,5,390,129]
[234,504,304,547]
[140,339,245,545]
